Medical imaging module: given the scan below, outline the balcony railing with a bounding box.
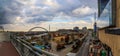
[10,33,58,56]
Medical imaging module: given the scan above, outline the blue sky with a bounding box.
[0,0,109,31]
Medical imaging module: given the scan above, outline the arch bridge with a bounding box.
[28,27,49,32]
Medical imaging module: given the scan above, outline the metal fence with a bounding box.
[10,33,58,56]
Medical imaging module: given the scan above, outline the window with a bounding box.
[98,0,116,28]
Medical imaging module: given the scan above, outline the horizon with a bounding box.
[0,0,109,31]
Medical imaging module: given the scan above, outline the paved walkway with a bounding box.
[0,41,20,56]
[0,32,19,56]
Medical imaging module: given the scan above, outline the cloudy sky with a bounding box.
[0,0,109,31]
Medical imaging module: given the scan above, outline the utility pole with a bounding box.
[93,12,98,40]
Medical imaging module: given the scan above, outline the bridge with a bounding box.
[28,27,49,32]
[0,27,58,56]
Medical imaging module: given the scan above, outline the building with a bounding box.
[82,27,87,34]
[82,27,87,31]
[73,26,79,32]
[98,0,120,56]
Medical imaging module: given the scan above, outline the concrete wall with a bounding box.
[98,0,120,56]
[0,32,10,42]
[99,30,120,56]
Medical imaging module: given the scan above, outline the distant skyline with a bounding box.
[0,0,109,31]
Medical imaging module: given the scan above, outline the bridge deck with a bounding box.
[0,41,19,56]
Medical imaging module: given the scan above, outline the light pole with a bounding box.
[93,12,99,40]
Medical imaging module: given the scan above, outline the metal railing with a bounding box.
[10,33,58,56]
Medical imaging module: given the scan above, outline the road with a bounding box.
[76,31,92,56]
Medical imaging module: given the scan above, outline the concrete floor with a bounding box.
[0,32,19,56]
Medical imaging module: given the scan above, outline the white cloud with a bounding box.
[3,19,93,31]
[43,0,60,9]
[89,16,109,28]
[72,6,96,16]
[39,20,92,31]
[97,20,109,28]
[1,0,98,31]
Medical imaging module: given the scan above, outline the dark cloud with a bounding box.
[0,0,97,24]
[55,0,97,16]
[0,0,23,24]
[26,15,52,23]
[24,0,97,23]
[56,0,81,13]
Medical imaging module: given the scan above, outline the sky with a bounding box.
[0,0,109,31]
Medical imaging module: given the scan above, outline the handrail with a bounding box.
[10,33,58,56]
[17,39,42,56]
[18,37,58,56]
[10,34,42,56]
